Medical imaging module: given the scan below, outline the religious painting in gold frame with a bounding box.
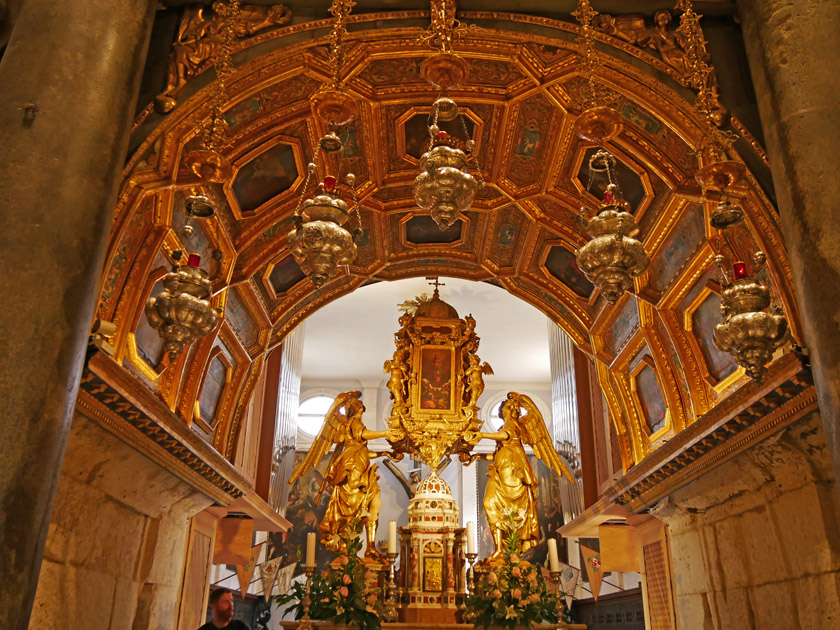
[417,345,456,413]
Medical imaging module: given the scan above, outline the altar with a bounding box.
[284,283,581,629]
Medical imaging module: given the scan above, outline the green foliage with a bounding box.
[466,517,564,630]
[274,523,381,630]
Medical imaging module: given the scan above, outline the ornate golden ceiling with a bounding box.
[98,9,801,469]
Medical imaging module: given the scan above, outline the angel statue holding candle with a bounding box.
[462,392,574,563]
[289,390,402,560]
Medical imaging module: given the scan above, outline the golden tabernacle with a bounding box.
[287,283,577,625]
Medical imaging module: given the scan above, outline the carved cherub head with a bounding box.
[654,10,673,29]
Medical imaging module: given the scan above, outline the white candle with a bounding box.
[547,538,560,573]
[305,532,316,568]
[466,521,476,555]
[388,520,398,555]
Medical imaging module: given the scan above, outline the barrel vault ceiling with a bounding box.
[97,5,800,469]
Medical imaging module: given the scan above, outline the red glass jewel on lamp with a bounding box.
[323,175,337,191]
[603,190,615,203]
[733,261,748,280]
[187,253,201,268]
[436,131,449,140]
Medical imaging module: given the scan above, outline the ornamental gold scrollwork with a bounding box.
[593,9,727,126]
[155,3,292,114]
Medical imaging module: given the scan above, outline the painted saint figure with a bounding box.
[462,392,573,563]
[289,391,401,559]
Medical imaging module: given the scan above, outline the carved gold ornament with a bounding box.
[154,2,291,114]
[384,280,492,471]
[144,255,221,361]
[713,252,788,381]
[575,151,649,305]
[573,106,622,144]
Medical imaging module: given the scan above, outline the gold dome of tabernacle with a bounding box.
[414,288,459,319]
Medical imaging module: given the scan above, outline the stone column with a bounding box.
[0,1,156,628]
[736,0,840,488]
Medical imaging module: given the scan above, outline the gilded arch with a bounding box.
[98,10,801,467]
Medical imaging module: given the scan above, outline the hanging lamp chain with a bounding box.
[200,0,241,153]
[675,0,736,161]
[417,0,460,53]
[327,0,356,89]
[571,0,609,112]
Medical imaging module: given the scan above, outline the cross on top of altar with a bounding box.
[426,276,445,296]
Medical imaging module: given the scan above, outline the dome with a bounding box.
[414,292,459,319]
[414,474,453,497]
[407,473,459,529]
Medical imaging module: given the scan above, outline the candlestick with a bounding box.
[305,532,316,568]
[388,520,398,555]
[462,551,478,623]
[466,521,476,555]
[550,570,566,625]
[548,538,560,573]
[382,552,399,623]
[299,565,315,630]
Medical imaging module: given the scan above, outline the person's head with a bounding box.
[209,588,235,624]
[654,9,672,28]
[501,394,522,434]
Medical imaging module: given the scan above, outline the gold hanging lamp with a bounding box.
[575,151,649,305]
[145,205,222,362]
[713,252,788,381]
[675,0,789,380]
[144,1,243,360]
[145,252,222,362]
[288,0,363,287]
[571,0,649,305]
[413,0,480,230]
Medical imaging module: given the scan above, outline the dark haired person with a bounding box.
[198,588,250,630]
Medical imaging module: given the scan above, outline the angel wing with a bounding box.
[512,392,574,483]
[482,362,494,376]
[288,390,361,486]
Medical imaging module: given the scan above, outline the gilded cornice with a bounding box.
[611,352,816,512]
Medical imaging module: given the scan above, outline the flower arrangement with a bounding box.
[275,523,381,630]
[466,517,560,629]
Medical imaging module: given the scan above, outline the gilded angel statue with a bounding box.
[289,391,401,560]
[462,392,573,563]
[464,354,493,408]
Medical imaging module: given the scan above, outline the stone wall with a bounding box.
[28,413,211,630]
[661,413,840,629]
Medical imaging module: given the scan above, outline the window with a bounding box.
[483,392,540,432]
[296,394,335,437]
[486,400,505,431]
